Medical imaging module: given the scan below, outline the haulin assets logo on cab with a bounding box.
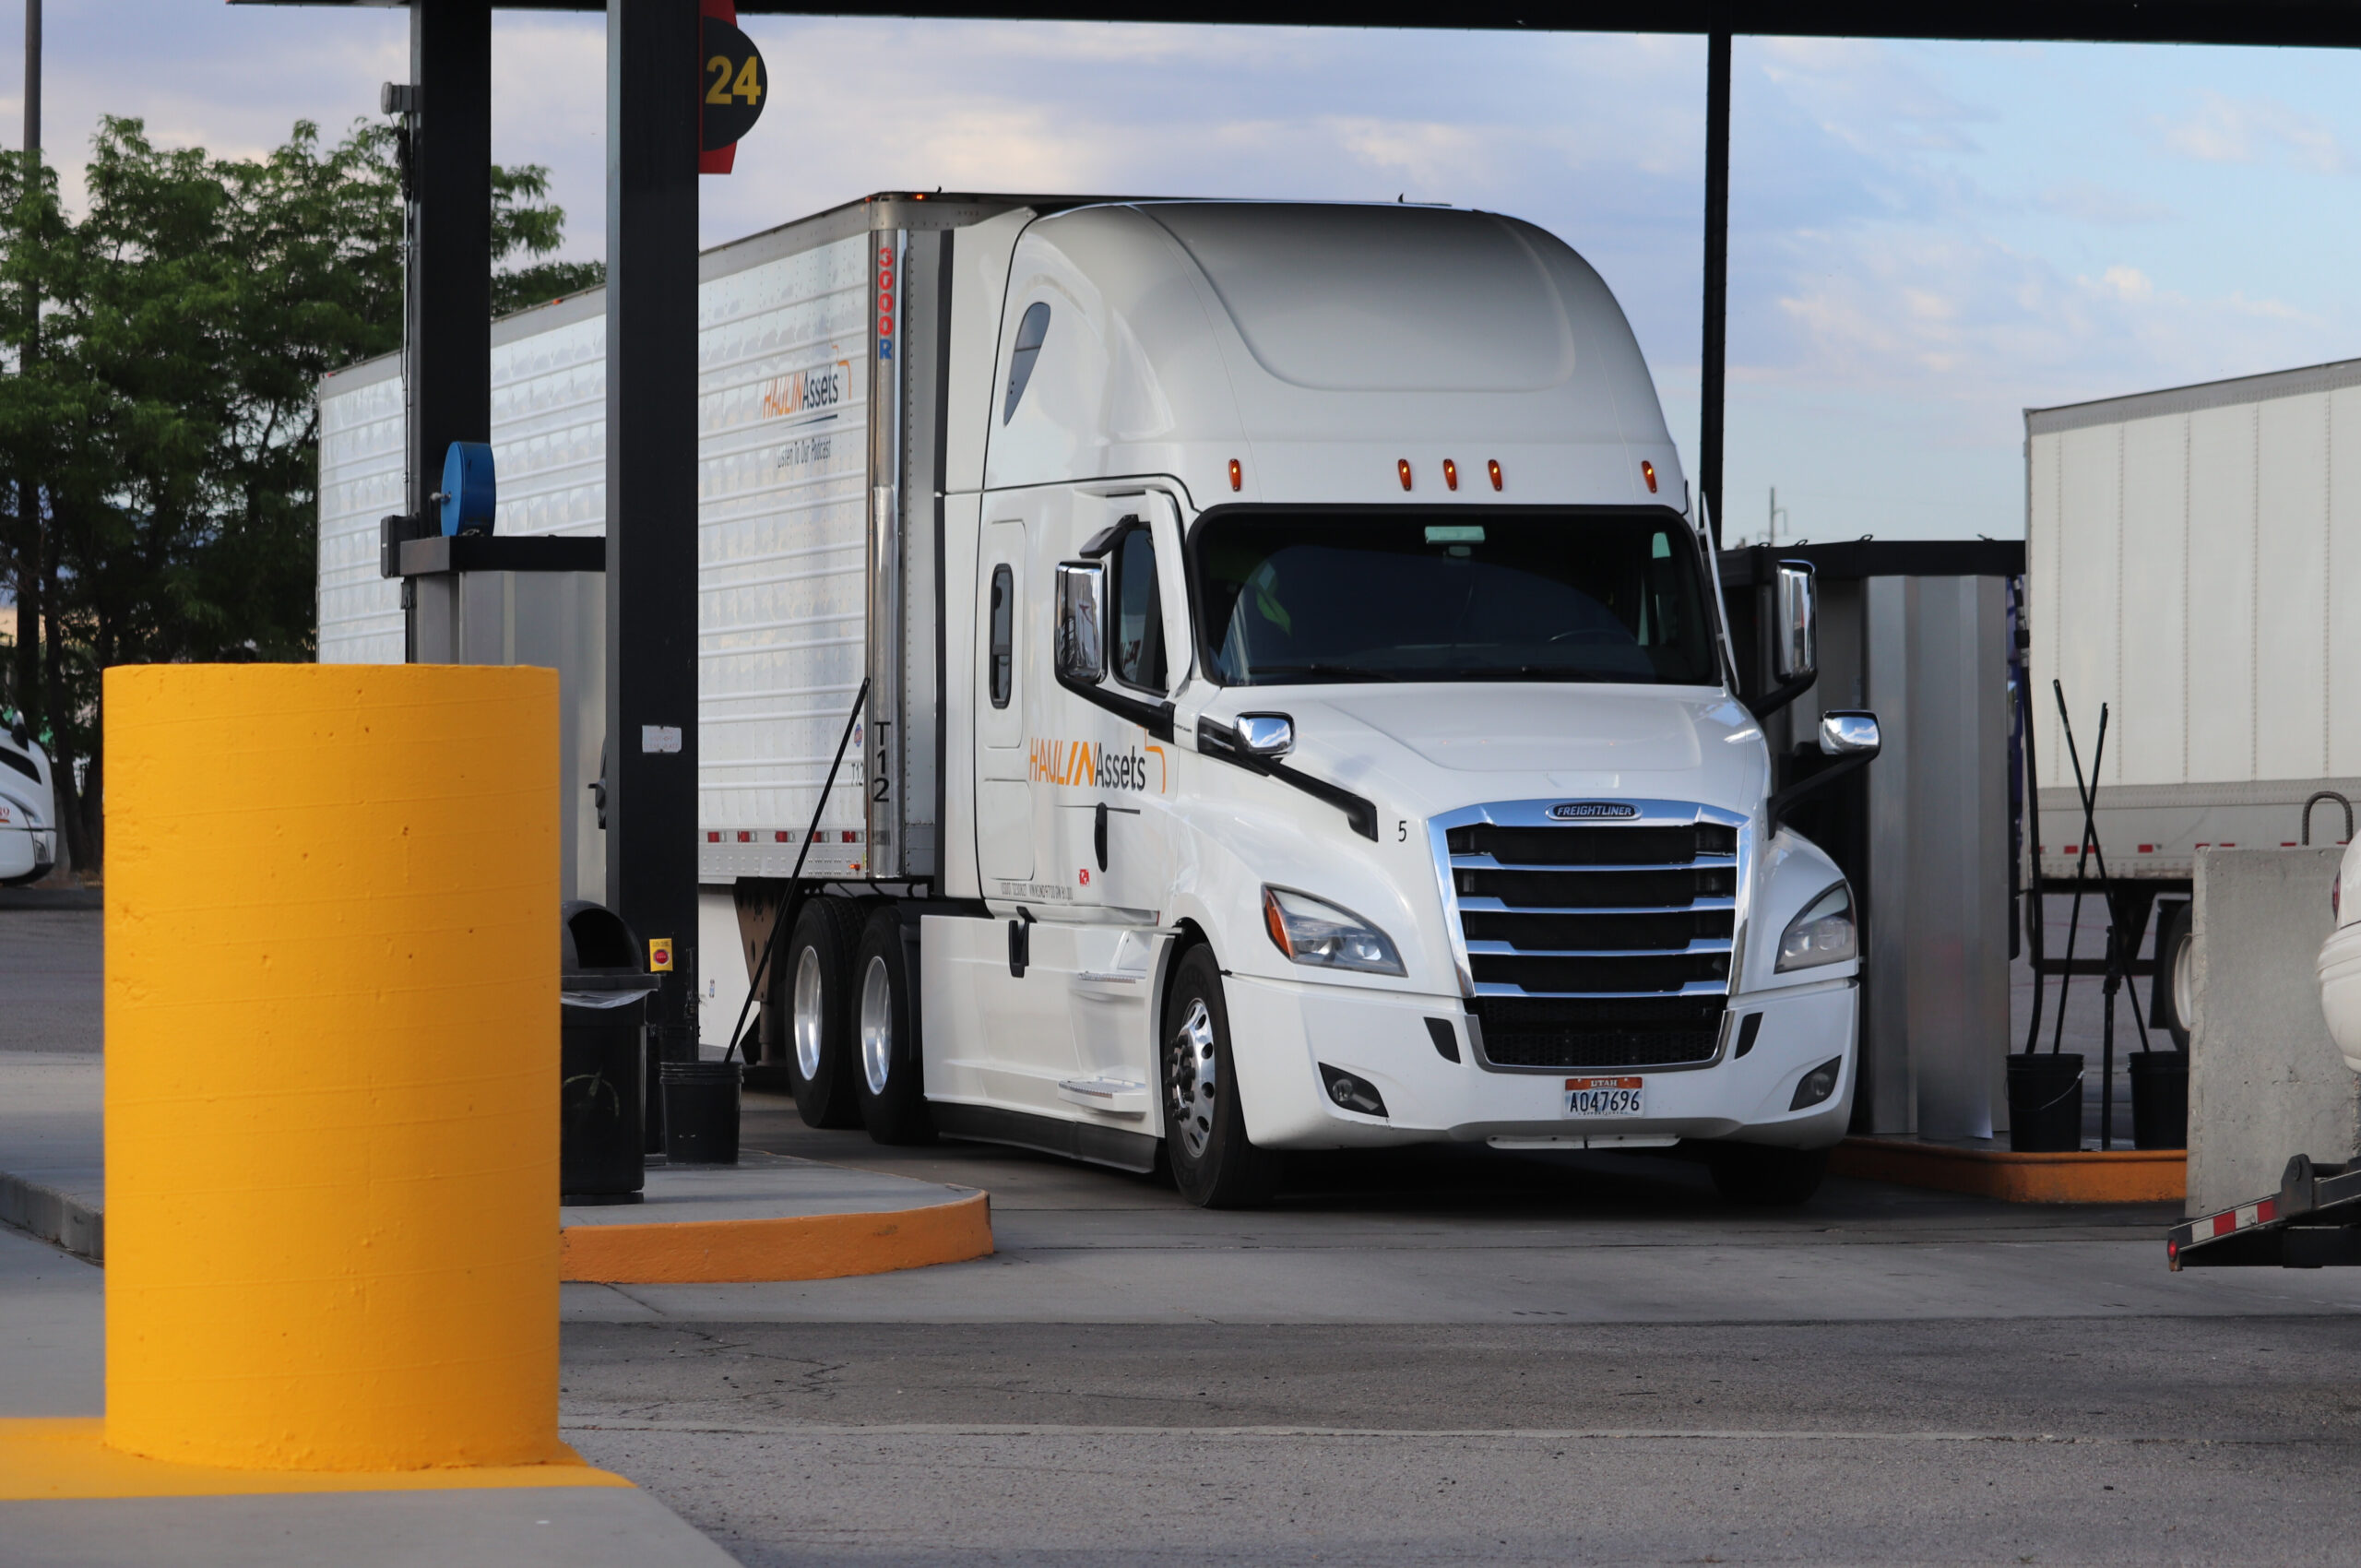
[1030,737,1168,793]
[1548,802,1638,821]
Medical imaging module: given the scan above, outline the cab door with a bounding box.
[1046,491,1185,921]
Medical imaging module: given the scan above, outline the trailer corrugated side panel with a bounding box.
[697,232,873,878]
[2026,358,2361,872]
[314,231,878,878]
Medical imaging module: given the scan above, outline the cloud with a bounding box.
[2154,89,2354,174]
[2035,179,2174,225]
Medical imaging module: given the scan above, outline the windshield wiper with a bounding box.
[1240,662,1404,683]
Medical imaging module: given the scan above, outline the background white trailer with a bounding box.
[2026,360,2361,884]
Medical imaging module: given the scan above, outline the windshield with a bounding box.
[1192,512,1721,687]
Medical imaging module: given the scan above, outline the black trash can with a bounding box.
[2129,1051,2189,1151]
[2007,1052,2085,1153]
[661,1060,742,1167]
[561,902,659,1204]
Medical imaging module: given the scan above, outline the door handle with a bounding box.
[1094,801,1109,873]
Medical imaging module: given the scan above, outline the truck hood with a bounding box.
[1252,683,1772,819]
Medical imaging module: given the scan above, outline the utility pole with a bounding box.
[1769,486,1788,549]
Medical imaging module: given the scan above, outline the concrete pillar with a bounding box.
[102,664,560,1469]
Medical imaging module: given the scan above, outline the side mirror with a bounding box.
[1055,562,1106,683]
[1818,710,1880,757]
[1234,713,1294,756]
[1774,560,1818,685]
[1768,707,1882,830]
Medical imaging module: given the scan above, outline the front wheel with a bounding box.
[1160,945,1277,1209]
[1707,1143,1829,1206]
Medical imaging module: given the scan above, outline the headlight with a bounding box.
[1775,883,1857,972]
[1262,885,1405,976]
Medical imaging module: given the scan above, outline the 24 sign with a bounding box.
[698,0,766,174]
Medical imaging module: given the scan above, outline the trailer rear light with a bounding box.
[776,831,790,842]
[1228,457,1241,492]
[1397,458,1413,491]
[841,830,858,842]
[1641,459,1657,493]
[2139,844,2154,853]
[1488,458,1502,491]
[737,831,751,842]
[706,831,720,842]
[1442,458,1459,491]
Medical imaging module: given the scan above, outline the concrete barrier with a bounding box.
[102,664,564,1470]
[2187,847,2356,1217]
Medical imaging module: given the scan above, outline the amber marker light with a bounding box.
[1264,887,1295,959]
[1488,459,1502,492]
[1228,457,1242,492]
[1442,458,1459,491]
[1641,459,1658,493]
[1397,458,1414,491]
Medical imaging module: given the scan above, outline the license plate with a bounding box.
[1564,1075,1644,1117]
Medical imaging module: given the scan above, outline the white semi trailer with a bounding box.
[2026,359,2361,1043]
[318,194,1875,1206]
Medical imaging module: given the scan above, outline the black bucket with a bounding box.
[660,1060,742,1166]
[2007,1052,2084,1153]
[2129,1051,2189,1151]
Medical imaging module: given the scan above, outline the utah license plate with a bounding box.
[1564,1075,1644,1117]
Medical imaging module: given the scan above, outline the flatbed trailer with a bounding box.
[2166,1154,2361,1268]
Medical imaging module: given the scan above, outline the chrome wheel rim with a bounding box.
[792,945,825,1079]
[2172,929,2196,1035]
[1165,996,1218,1161]
[859,955,894,1097]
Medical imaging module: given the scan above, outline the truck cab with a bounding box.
[872,201,1869,1205]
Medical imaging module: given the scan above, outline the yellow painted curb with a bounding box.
[0,1420,630,1502]
[560,1189,993,1284]
[1829,1137,2185,1204]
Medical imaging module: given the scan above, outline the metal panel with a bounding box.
[2332,387,2361,779]
[2186,402,2258,784]
[866,229,907,877]
[316,365,406,664]
[2256,391,2330,782]
[1860,576,1915,1136]
[2118,411,2188,790]
[697,232,873,881]
[2052,423,2119,788]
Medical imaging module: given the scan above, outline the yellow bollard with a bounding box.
[102,664,562,1470]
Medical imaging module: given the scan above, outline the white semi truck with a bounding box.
[317,194,1876,1206]
[0,708,58,886]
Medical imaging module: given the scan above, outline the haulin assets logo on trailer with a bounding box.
[1548,802,1638,821]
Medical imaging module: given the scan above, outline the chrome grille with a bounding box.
[1431,800,1745,1073]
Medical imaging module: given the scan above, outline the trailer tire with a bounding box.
[780,896,864,1129]
[1707,1143,1828,1206]
[1160,944,1277,1209]
[852,908,934,1145]
[2151,900,2193,1051]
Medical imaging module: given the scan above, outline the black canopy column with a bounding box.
[399,0,492,644]
[604,0,702,1088]
[1699,20,1731,548]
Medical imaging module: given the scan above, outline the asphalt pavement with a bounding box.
[7,901,2359,1566]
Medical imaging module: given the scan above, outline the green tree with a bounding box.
[0,116,598,875]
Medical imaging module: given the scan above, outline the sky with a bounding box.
[8,3,2361,544]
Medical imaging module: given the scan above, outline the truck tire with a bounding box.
[2151,900,2193,1051]
[780,897,864,1129]
[852,908,933,1145]
[1161,944,1277,1209]
[1708,1143,1828,1206]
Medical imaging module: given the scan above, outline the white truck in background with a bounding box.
[317,194,1876,1206]
[2026,359,2361,1044]
[0,709,59,886]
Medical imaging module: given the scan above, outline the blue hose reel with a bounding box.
[439,442,497,536]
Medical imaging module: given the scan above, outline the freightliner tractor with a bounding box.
[316,195,1880,1206]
